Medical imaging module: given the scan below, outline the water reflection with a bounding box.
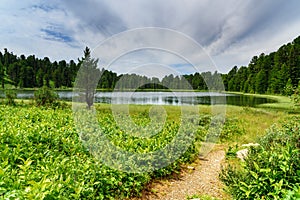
[0,90,277,107]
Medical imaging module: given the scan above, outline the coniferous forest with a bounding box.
[1,34,300,200]
[0,35,299,93]
[222,36,300,94]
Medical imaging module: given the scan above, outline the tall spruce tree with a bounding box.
[75,47,100,109]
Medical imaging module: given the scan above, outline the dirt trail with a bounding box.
[133,148,229,200]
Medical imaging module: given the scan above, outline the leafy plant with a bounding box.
[283,186,300,200]
[225,144,239,159]
[34,86,58,106]
[0,105,206,199]
[220,116,300,199]
[187,194,219,200]
[291,81,300,107]
[5,89,17,105]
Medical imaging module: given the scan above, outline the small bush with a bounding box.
[5,89,17,105]
[225,144,239,159]
[34,86,58,106]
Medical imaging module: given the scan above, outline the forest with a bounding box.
[0,35,300,93]
[1,35,300,200]
[223,36,300,94]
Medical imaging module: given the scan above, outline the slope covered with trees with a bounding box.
[223,36,300,94]
[0,48,79,89]
[0,48,223,91]
[0,35,299,93]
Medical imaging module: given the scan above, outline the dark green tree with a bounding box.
[75,47,100,109]
[0,60,4,89]
[255,70,267,94]
[291,80,300,106]
[284,78,294,96]
[36,68,44,87]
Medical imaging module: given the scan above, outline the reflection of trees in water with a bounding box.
[6,91,277,107]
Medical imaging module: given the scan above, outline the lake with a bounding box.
[0,90,277,107]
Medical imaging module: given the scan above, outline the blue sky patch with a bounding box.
[31,4,56,12]
[41,28,73,43]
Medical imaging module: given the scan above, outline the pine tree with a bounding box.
[255,70,267,94]
[284,78,294,96]
[75,47,100,109]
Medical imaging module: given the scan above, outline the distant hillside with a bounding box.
[222,36,300,94]
[1,35,299,93]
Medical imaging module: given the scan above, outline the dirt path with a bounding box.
[132,147,229,200]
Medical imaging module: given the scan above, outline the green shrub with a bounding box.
[283,186,300,200]
[5,89,17,105]
[225,144,239,159]
[291,80,300,107]
[34,86,58,106]
[220,116,300,199]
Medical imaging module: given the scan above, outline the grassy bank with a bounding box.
[0,100,295,199]
[224,91,299,112]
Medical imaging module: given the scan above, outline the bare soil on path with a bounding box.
[132,146,230,200]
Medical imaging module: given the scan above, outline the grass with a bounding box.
[225,91,300,112]
[224,106,287,144]
[1,92,297,199]
[187,194,219,199]
[122,103,292,199]
[95,103,286,147]
[7,99,290,146]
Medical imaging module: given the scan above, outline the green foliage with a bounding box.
[291,81,300,106]
[225,144,239,159]
[0,48,225,91]
[0,105,207,199]
[223,35,300,94]
[221,117,245,141]
[5,89,17,105]
[220,116,300,199]
[255,70,267,94]
[283,186,300,200]
[34,86,58,106]
[197,115,245,142]
[2,35,300,92]
[75,47,100,109]
[0,106,147,199]
[187,194,219,200]
[284,78,294,96]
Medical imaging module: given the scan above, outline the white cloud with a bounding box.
[1,0,300,73]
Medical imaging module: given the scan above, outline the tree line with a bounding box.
[0,35,299,93]
[0,48,79,89]
[222,35,300,95]
[0,48,223,91]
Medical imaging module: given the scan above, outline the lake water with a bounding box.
[0,90,277,107]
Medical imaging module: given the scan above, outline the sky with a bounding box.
[1,0,300,75]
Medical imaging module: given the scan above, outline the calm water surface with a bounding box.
[0,90,277,107]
